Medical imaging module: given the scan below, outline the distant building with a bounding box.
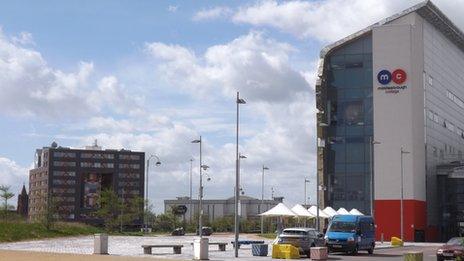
[164,195,284,222]
[16,184,28,217]
[28,141,145,223]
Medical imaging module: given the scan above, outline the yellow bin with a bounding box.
[272,244,300,259]
[391,237,404,247]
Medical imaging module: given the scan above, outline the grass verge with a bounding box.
[257,233,277,239]
[0,222,102,242]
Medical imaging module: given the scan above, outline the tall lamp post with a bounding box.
[144,154,161,232]
[239,153,247,194]
[191,137,203,238]
[235,92,246,258]
[400,147,410,241]
[369,137,381,217]
[261,165,269,234]
[304,178,310,206]
[189,158,194,222]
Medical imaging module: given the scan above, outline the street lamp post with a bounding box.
[191,137,203,238]
[261,165,269,234]
[239,154,247,193]
[304,178,310,206]
[235,92,246,258]
[189,158,194,223]
[144,155,161,232]
[400,147,410,241]
[369,137,381,217]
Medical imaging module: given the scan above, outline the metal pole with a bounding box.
[199,136,203,239]
[145,158,150,231]
[190,159,193,223]
[261,166,264,234]
[370,137,374,217]
[234,92,240,258]
[400,147,404,241]
[316,176,320,231]
[304,179,307,206]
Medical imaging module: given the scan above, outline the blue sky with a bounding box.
[1,0,462,213]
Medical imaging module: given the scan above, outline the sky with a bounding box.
[1,0,463,213]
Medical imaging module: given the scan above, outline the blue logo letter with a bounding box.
[377,70,392,85]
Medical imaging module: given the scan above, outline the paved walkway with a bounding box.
[0,250,168,261]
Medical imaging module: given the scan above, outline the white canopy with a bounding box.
[323,206,338,217]
[349,208,364,215]
[308,206,330,218]
[337,207,350,215]
[291,204,315,217]
[260,203,297,217]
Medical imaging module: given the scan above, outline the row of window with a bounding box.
[54,152,77,158]
[447,90,464,109]
[30,171,48,180]
[81,153,115,159]
[53,171,76,177]
[119,163,140,169]
[52,179,76,186]
[53,196,75,203]
[31,180,48,187]
[117,189,140,195]
[118,181,139,187]
[118,173,141,179]
[427,110,464,138]
[53,161,140,169]
[80,162,115,168]
[53,151,140,160]
[52,188,76,194]
[29,189,47,196]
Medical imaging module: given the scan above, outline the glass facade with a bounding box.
[325,35,373,214]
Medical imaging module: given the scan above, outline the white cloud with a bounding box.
[142,32,317,211]
[0,157,30,208]
[232,0,464,42]
[168,5,178,13]
[0,29,138,119]
[193,6,233,21]
[12,31,35,46]
[146,31,308,103]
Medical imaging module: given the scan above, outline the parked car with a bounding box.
[325,215,375,255]
[196,226,213,236]
[277,228,324,257]
[171,227,185,236]
[436,237,464,261]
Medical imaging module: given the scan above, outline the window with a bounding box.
[81,153,114,159]
[446,121,455,132]
[53,161,76,167]
[80,162,114,168]
[120,154,140,160]
[54,152,76,158]
[53,171,76,177]
[447,90,464,109]
[432,146,438,157]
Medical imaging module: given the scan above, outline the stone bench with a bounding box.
[142,244,183,254]
[190,242,227,251]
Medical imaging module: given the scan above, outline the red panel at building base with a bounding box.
[374,200,426,242]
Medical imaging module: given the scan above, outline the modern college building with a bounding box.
[316,1,464,241]
[29,141,145,223]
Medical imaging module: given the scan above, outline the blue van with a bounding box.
[325,215,375,255]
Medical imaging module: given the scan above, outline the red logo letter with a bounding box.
[392,69,407,84]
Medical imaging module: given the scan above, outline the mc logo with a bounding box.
[377,69,407,85]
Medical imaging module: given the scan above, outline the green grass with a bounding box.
[257,233,277,239]
[0,222,102,242]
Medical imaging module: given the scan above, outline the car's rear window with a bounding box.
[447,237,464,245]
[283,230,308,235]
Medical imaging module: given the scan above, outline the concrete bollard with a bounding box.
[93,233,108,255]
[193,237,209,260]
[404,251,423,261]
[310,247,328,260]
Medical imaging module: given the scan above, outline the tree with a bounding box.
[94,189,144,232]
[0,185,14,221]
[39,193,57,230]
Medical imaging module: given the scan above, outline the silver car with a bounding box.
[277,228,324,257]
